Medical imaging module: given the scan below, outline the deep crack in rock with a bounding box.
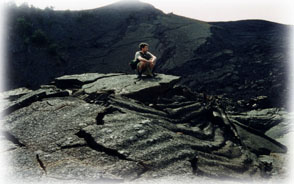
[75,130,129,161]
[36,154,47,174]
[3,131,25,147]
[190,156,199,175]
[96,106,123,125]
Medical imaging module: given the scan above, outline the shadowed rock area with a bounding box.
[0,73,291,183]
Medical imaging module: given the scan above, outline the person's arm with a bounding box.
[138,55,149,62]
[148,52,157,62]
[138,56,149,62]
[134,52,140,60]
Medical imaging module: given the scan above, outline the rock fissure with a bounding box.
[75,129,130,161]
[2,89,70,116]
[54,74,123,90]
[190,156,199,175]
[95,106,123,125]
[36,154,47,174]
[3,131,25,147]
[74,129,153,176]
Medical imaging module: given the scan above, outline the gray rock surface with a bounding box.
[0,73,290,183]
[82,74,180,99]
[265,113,294,146]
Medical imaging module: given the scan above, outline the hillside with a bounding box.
[5,0,291,109]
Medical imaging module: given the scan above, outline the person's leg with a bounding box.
[150,59,156,70]
[144,62,155,77]
[137,61,145,78]
[150,58,157,76]
[145,64,153,77]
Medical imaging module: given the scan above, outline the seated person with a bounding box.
[134,42,157,78]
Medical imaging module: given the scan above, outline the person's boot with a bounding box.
[137,70,142,79]
[151,66,157,77]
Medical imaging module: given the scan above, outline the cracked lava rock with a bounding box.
[0,73,291,183]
